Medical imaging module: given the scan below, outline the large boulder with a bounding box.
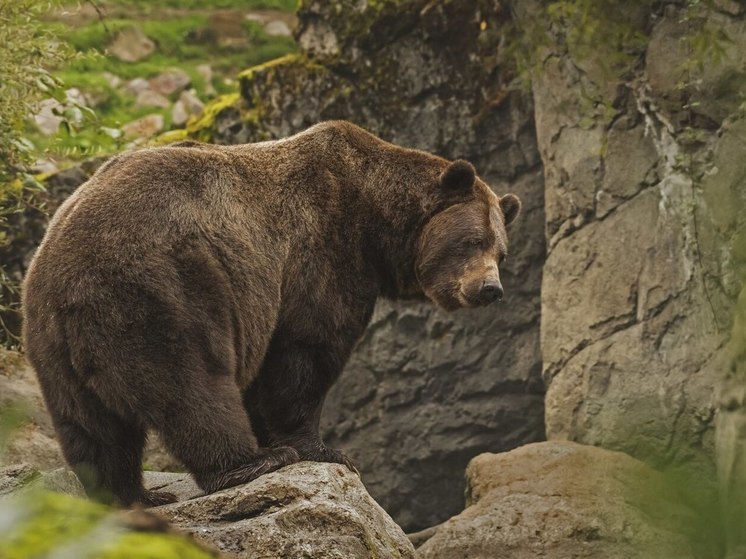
[150,462,416,559]
[418,441,706,559]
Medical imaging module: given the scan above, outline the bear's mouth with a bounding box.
[457,287,485,309]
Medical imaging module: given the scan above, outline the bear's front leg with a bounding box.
[243,335,359,475]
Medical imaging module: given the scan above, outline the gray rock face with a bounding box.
[152,462,416,559]
[418,441,701,559]
[713,121,746,557]
[521,0,744,487]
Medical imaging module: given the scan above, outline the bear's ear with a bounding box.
[500,193,521,225]
[439,160,476,194]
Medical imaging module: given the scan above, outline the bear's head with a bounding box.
[416,160,521,311]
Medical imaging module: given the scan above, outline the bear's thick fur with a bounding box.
[23,121,520,506]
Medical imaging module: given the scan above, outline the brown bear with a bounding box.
[22,121,521,507]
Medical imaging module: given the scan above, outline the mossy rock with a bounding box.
[0,491,214,559]
[296,0,430,63]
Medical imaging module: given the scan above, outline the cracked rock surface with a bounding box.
[148,462,415,559]
[518,0,746,489]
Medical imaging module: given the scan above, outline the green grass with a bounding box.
[34,2,297,159]
[50,16,295,82]
[61,0,297,9]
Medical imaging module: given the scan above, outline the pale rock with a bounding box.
[30,158,59,175]
[124,77,150,96]
[171,90,203,127]
[264,20,291,37]
[65,87,88,107]
[171,101,189,127]
[103,71,122,89]
[135,89,171,109]
[108,26,155,63]
[179,89,204,114]
[152,462,416,559]
[122,114,165,139]
[32,89,87,136]
[418,442,699,559]
[196,63,216,95]
[149,69,191,97]
[33,99,63,135]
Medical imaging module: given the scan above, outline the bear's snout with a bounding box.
[480,279,503,304]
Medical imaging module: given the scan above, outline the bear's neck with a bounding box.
[339,140,439,301]
[278,121,442,301]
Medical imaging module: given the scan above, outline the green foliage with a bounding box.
[63,0,297,10]
[0,0,74,183]
[0,0,80,347]
[0,491,213,559]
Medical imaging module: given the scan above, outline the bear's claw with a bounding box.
[139,489,178,507]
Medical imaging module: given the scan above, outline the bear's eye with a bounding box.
[467,238,482,247]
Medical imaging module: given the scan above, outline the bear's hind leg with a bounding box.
[52,400,176,507]
[154,375,299,494]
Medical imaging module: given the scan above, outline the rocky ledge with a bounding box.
[0,461,415,559]
[148,462,415,559]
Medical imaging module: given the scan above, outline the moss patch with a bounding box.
[0,491,212,559]
[185,92,242,142]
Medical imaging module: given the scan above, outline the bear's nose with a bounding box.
[480,280,503,304]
